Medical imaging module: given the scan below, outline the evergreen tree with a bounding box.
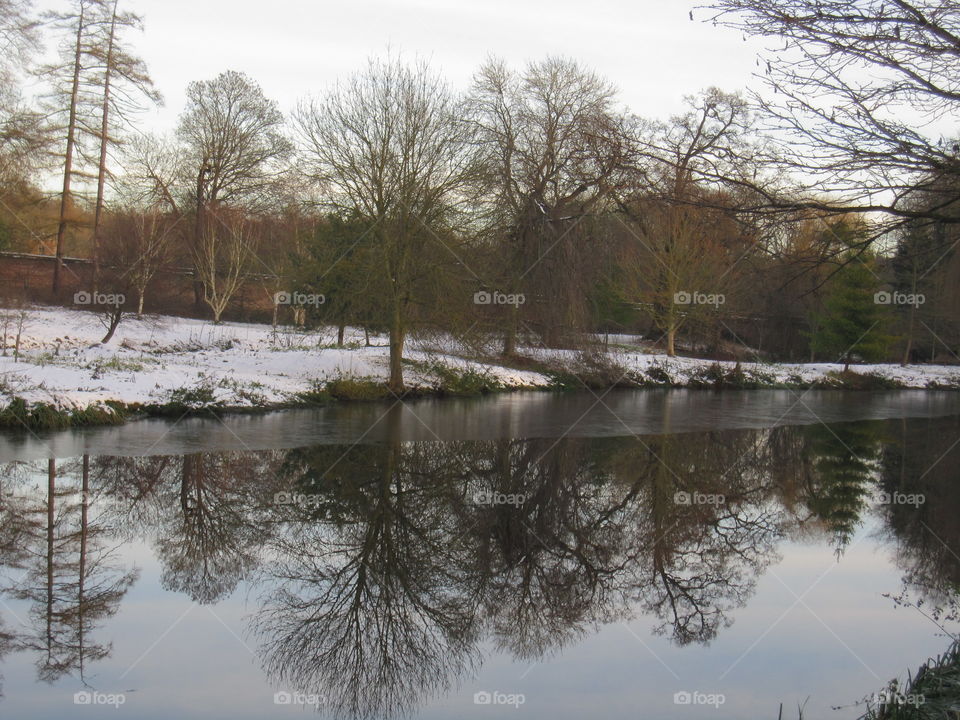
[292,213,383,345]
[811,247,891,372]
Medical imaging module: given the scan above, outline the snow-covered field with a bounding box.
[1,306,958,414]
[0,306,550,411]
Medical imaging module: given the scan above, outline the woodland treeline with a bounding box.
[2,1,960,390]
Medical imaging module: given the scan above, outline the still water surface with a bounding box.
[1,390,958,719]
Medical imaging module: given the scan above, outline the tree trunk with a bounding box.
[54,2,87,296]
[666,325,677,357]
[137,289,145,317]
[100,307,123,343]
[337,324,345,347]
[902,305,915,367]
[502,305,518,356]
[902,274,918,366]
[388,304,405,393]
[91,1,119,295]
[46,459,55,650]
[193,166,208,312]
[78,454,89,677]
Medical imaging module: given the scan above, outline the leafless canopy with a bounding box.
[702,0,960,226]
[0,0,40,97]
[177,70,291,209]
[295,55,475,390]
[466,56,632,349]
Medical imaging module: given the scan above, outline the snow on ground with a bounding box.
[0,306,550,411]
[1,306,958,413]
[528,343,960,389]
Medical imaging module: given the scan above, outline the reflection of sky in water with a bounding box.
[2,406,958,720]
[1,517,947,720]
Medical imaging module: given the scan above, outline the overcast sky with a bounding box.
[54,0,768,132]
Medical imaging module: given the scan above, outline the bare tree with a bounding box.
[0,0,43,185]
[117,132,184,212]
[178,70,291,208]
[192,205,257,323]
[176,70,290,310]
[296,55,475,391]
[38,0,108,295]
[0,103,45,189]
[154,453,268,604]
[0,301,28,360]
[702,0,960,229]
[0,1,38,89]
[619,89,756,356]
[99,205,174,315]
[87,0,161,291]
[11,458,138,684]
[467,56,631,353]
[256,441,478,720]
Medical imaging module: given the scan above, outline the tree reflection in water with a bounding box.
[878,415,960,630]
[0,416,955,717]
[801,421,885,557]
[249,424,842,717]
[258,441,480,719]
[1,457,137,685]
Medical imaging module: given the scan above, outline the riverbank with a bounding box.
[2,306,959,429]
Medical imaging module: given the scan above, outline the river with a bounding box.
[1,389,957,719]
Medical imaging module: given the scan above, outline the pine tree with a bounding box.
[0,0,44,186]
[39,0,107,294]
[87,0,160,291]
[811,251,891,372]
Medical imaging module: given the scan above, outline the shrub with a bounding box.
[326,378,391,401]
